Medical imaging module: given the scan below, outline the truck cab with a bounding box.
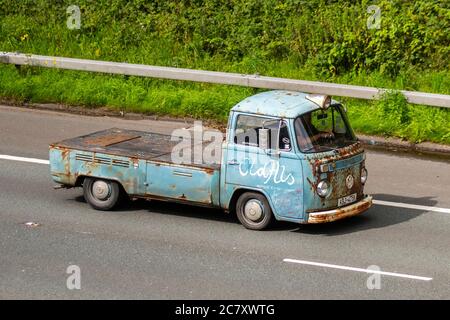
[221,90,372,229]
[49,90,372,230]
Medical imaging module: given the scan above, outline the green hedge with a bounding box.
[0,0,449,143]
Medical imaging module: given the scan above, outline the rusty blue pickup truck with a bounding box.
[49,90,372,230]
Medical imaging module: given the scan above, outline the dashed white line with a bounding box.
[0,154,49,165]
[373,199,450,214]
[283,258,432,281]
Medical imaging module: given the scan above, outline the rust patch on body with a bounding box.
[306,142,365,205]
[51,172,71,180]
[307,177,317,191]
[60,147,70,160]
[140,193,216,208]
[203,167,215,175]
[307,142,363,164]
[307,196,372,223]
[130,157,139,167]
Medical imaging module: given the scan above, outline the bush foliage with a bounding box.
[0,0,449,143]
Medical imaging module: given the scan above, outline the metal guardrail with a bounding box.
[1,52,449,108]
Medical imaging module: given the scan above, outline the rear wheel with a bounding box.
[236,192,273,230]
[83,177,120,210]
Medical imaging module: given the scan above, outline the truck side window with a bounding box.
[234,115,266,147]
[234,115,291,151]
[279,120,291,151]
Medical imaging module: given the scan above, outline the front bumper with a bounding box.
[307,195,373,224]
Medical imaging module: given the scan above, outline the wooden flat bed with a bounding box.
[51,128,221,170]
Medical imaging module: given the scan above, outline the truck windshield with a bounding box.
[294,104,357,153]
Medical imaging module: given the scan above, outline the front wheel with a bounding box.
[236,192,273,230]
[83,177,121,210]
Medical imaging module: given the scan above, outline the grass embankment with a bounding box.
[0,0,449,144]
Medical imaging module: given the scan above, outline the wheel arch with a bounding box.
[75,175,127,194]
[228,187,278,218]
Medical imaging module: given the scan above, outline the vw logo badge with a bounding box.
[346,174,354,189]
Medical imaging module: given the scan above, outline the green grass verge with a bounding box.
[1,64,449,144]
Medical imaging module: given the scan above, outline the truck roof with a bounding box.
[231,90,339,118]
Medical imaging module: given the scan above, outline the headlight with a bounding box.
[317,180,329,197]
[361,167,368,184]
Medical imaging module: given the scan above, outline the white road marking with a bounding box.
[283,258,432,281]
[373,199,450,214]
[1,154,450,214]
[0,154,49,165]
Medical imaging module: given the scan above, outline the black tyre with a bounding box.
[236,192,273,230]
[83,177,121,211]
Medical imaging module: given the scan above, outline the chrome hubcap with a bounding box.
[244,199,264,222]
[92,180,111,200]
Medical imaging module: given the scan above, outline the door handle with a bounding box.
[227,160,240,165]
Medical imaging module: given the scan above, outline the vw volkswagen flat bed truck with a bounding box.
[50,90,372,230]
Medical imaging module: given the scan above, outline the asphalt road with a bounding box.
[0,105,449,299]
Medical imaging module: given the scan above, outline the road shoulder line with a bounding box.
[283,258,432,281]
[0,154,50,165]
